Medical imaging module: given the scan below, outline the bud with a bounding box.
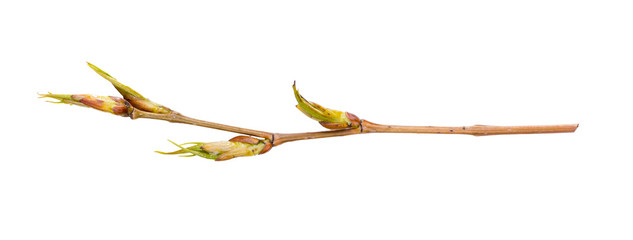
[156,136,272,161]
[39,93,132,117]
[293,82,360,129]
[86,62,172,114]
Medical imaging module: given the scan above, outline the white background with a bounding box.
[1,0,631,239]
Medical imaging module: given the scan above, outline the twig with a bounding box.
[130,109,274,140]
[41,62,580,160]
[361,121,579,136]
[130,109,579,147]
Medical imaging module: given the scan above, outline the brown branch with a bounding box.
[272,121,578,146]
[43,63,581,161]
[272,128,361,146]
[361,121,579,136]
[131,109,578,147]
[130,109,274,140]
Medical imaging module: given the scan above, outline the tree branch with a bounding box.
[130,109,579,147]
[130,109,274,140]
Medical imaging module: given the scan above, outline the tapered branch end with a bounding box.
[469,123,580,136]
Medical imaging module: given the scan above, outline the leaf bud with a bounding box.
[39,93,132,117]
[156,136,272,161]
[293,82,360,129]
[86,62,172,114]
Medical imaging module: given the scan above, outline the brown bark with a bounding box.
[130,109,578,147]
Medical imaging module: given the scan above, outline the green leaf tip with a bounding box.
[156,140,217,159]
[156,137,272,161]
[292,82,360,129]
[86,62,172,114]
[86,62,144,98]
[39,93,132,117]
[38,93,78,105]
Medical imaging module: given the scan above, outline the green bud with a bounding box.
[293,82,360,129]
[86,62,172,114]
[39,93,132,117]
[156,136,272,161]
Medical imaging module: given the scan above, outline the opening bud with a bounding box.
[86,62,172,114]
[293,82,360,129]
[39,93,132,117]
[156,136,272,161]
